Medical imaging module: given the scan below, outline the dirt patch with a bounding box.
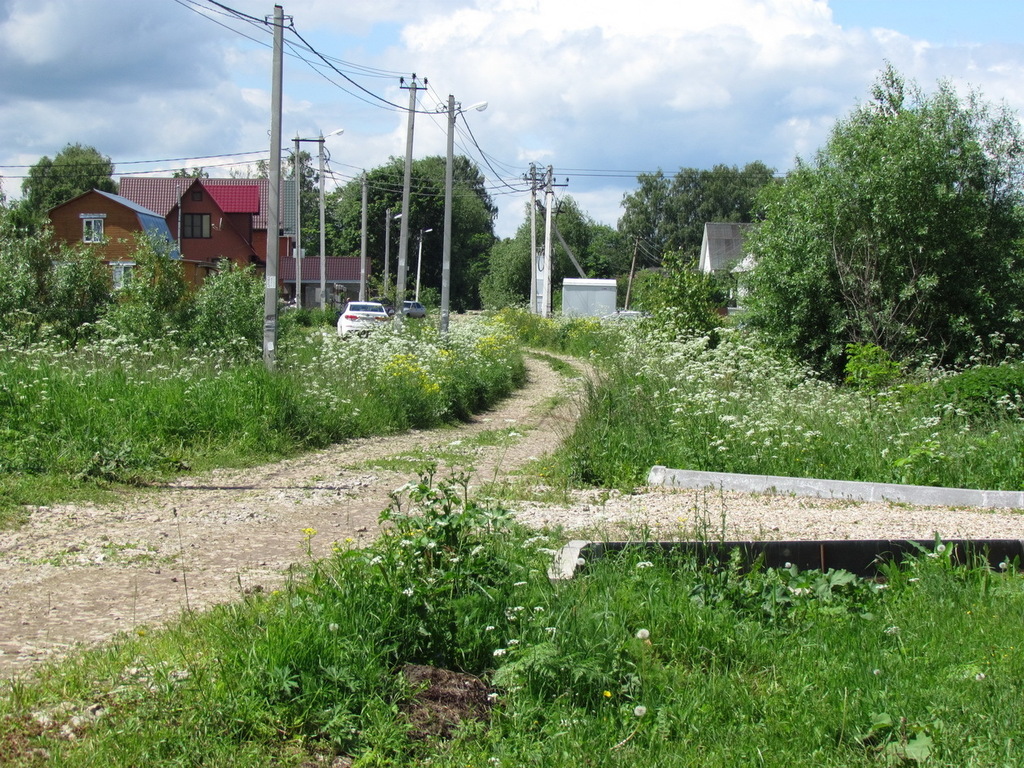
[401,664,492,741]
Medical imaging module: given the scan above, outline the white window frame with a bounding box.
[110,261,135,290]
[81,214,106,243]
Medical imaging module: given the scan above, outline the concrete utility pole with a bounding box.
[317,132,327,309]
[542,165,554,318]
[528,163,538,314]
[415,228,432,302]
[359,172,368,301]
[293,135,303,309]
[440,95,487,334]
[384,208,401,295]
[263,4,285,370]
[396,74,423,320]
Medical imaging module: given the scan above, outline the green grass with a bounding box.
[0,317,526,525]
[1,483,1020,767]
[550,330,1024,491]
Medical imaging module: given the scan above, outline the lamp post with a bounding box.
[414,228,433,302]
[439,96,487,333]
[384,209,402,297]
[294,129,343,310]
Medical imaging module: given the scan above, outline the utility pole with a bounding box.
[293,135,303,309]
[359,172,368,301]
[542,165,554,318]
[396,74,423,321]
[317,132,326,310]
[384,208,401,296]
[415,228,432,302]
[263,4,285,370]
[527,163,538,314]
[440,95,486,334]
[625,237,639,310]
[441,94,457,334]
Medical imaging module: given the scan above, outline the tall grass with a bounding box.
[556,329,1024,490]
[2,487,1020,767]
[0,317,525,519]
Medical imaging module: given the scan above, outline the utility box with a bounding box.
[561,278,617,318]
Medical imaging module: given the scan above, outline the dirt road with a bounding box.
[0,355,579,678]
[2,352,1022,679]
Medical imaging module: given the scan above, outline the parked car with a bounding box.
[402,300,427,318]
[337,301,392,336]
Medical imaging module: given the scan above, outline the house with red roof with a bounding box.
[118,176,291,287]
[119,177,367,304]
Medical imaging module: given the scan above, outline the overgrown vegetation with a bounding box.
[746,66,1024,378]
[1,483,1020,766]
[0,316,525,522]
[551,325,1024,490]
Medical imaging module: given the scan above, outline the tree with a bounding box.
[628,250,723,338]
[746,66,1024,377]
[22,143,117,217]
[0,200,111,344]
[618,163,775,259]
[328,156,496,309]
[479,196,631,310]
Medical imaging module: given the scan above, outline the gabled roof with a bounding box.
[119,177,274,229]
[699,222,753,273]
[49,189,179,258]
[205,184,260,214]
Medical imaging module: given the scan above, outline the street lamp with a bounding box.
[384,209,402,297]
[293,129,343,310]
[415,228,433,302]
[438,97,487,333]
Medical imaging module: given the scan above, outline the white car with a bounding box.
[337,301,392,336]
[402,300,427,318]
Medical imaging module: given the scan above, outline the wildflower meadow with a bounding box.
[552,324,1024,491]
[0,316,524,522]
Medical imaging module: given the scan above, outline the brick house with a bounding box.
[47,189,178,288]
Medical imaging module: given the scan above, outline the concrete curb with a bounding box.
[647,466,1024,510]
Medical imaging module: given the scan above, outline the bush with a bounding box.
[919,363,1024,418]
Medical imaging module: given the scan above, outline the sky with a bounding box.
[4,0,1024,239]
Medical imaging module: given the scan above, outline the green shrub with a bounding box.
[920,363,1024,418]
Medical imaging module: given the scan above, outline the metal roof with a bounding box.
[278,257,370,283]
[205,184,260,214]
[699,222,753,273]
[119,177,274,229]
[92,190,180,259]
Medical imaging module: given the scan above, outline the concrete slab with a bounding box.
[647,466,1024,509]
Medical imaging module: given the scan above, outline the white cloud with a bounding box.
[4,0,1024,241]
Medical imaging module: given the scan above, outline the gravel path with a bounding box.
[1,354,1022,678]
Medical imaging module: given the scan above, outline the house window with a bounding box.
[82,215,105,243]
[110,261,135,290]
[183,213,211,238]
[191,190,203,201]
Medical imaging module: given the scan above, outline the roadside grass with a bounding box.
[1,481,1021,767]
[0,317,526,526]
[548,329,1024,491]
